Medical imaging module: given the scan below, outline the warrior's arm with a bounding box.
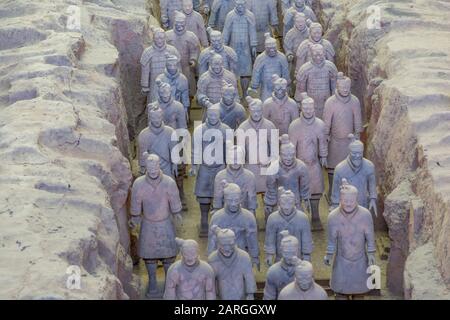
[318,125,329,159]
[353,100,363,135]
[163,268,177,300]
[130,182,142,217]
[365,215,377,254]
[263,274,278,300]
[368,168,377,200]
[264,174,278,206]
[212,175,224,209]
[301,219,314,258]
[330,171,341,206]
[248,175,258,211]
[205,268,217,300]
[244,256,257,295]
[299,166,311,201]
[263,218,277,255]
[246,219,259,259]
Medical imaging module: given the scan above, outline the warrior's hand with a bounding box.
[251,46,257,60]
[203,5,210,15]
[303,199,312,214]
[247,87,258,98]
[287,54,294,63]
[265,254,274,267]
[141,87,150,95]
[320,157,328,168]
[189,59,197,68]
[323,254,333,266]
[172,166,178,178]
[128,216,141,229]
[188,165,198,176]
[139,166,146,175]
[174,213,183,226]
[246,294,254,300]
[369,198,378,217]
[368,252,376,266]
[252,257,261,272]
[264,205,274,217]
[161,16,169,29]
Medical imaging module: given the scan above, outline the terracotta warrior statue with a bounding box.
[263,231,300,300]
[247,0,279,53]
[213,145,257,213]
[140,27,180,103]
[156,54,190,115]
[323,72,362,201]
[208,226,257,300]
[265,190,313,264]
[281,0,313,15]
[197,54,238,115]
[208,0,237,32]
[249,33,290,102]
[264,134,311,219]
[191,104,231,236]
[278,260,328,300]
[138,105,177,177]
[182,0,209,47]
[288,96,328,230]
[198,28,238,77]
[263,75,299,135]
[164,238,216,300]
[284,12,309,88]
[330,135,377,216]
[296,22,335,70]
[295,43,338,119]
[283,0,316,37]
[238,96,277,195]
[166,11,201,96]
[129,154,183,297]
[160,0,183,29]
[325,179,376,299]
[217,83,246,130]
[222,0,258,96]
[208,182,260,270]
[152,80,187,131]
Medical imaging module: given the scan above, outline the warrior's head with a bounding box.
[339,178,359,214]
[294,0,306,9]
[151,27,166,48]
[301,95,315,120]
[226,144,245,171]
[295,260,314,291]
[206,103,221,126]
[235,0,247,15]
[176,238,200,267]
[280,134,296,167]
[309,23,323,42]
[165,54,180,76]
[221,82,237,107]
[279,230,299,266]
[294,12,307,31]
[173,11,187,34]
[272,74,288,100]
[310,43,325,65]
[348,134,364,168]
[264,33,278,58]
[336,72,351,97]
[223,181,242,214]
[207,27,224,51]
[278,187,296,216]
[246,96,264,122]
[155,79,172,104]
[182,0,194,15]
[147,104,164,129]
[143,153,161,179]
[211,225,236,257]
[210,53,224,75]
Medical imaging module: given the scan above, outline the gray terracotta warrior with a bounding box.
[278,260,328,300]
[247,0,279,53]
[325,179,376,299]
[217,83,246,129]
[156,54,190,115]
[331,135,377,216]
[263,231,300,300]
[296,22,335,70]
[284,12,309,88]
[164,238,216,300]
[166,11,201,96]
[153,80,187,131]
[138,105,177,178]
[208,0,237,32]
[295,43,338,119]
[238,96,277,194]
[191,104,231,236]
[283,0,317,37]
[208,182,260,270]
[249,34,290,102]
[213,145,257,213]
[160,0,184,29]
[264,134,311,219]
[197,54,238,114]
[262,75,299,135]
[265,190,313,264]
[281,0,313,14]
[198,28,238,77]
[208,226,257,300]
[183,0,209,47]
[323,72,362,200]
[129,154,182,297]
[140,27,180,103]
[288,96,328,230]
[222,0,258,96]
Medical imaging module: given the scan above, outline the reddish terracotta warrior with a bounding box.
[323,72,362,201]
[247,0,279,53]
[164,238,216,300]
[295,43,338,119]
[263,75,299,135]
[288,96,328,230]
[129,154,183,297]
[324,179,376,299]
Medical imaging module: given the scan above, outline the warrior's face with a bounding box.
[350,150,363,168]
[149,111,163,128]
[310,27,322,42]
[266,42,278,58]
[274,83,287,100]
[153,32,166,48]
[295,0,305,9]
[211,57,224,74]
[207,108,220,126]
[279,195,295,215]
[236,2,246,15]
[218,237,235,257]
[174,20,186,33]
[159,87,172,103]
[182,245,199,266]
[340,192,358,214]
[183,0,194,14]
[166,60,178,76]
[311,47,325,65]
[302,102,315,119]
[222,88,236,106]
[337,79,351,97]
[280,148,295,167]
[296,269,313,291]
[249,104,263,122]
[281,246,298,265]
[225,193,241,213]
[295,15,307,31]
[146,160,160,179]
[210,34,223,51]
